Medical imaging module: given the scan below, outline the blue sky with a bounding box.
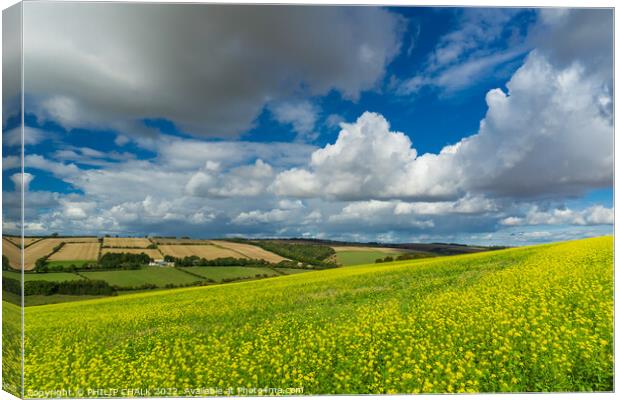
[2,4,613,245]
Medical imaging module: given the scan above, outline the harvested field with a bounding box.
[48,243,100,261]
[150,238,211,245]
[23,239,70,270]
[2,238,21,270]
[101,248,162,259]
[211,240,288,263]
[158,245,247,260]
[102,237,152,248]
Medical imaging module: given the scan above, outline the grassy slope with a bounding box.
[20,237,612,394]
[79,267,199,287]
[180,266,279,282]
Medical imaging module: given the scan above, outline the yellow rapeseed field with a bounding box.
[16,236,612,396]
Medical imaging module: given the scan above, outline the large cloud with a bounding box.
[274,48,612,201]
[22,3,404,137]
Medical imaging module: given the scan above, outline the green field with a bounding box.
[80,267,199,288]
[15,237,612,395]
[180,266,279,282]
[336,250,402,266]
[3,271,84,282]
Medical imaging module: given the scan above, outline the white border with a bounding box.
[0,1,616,400]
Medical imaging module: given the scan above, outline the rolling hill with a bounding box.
[9,236,611,395]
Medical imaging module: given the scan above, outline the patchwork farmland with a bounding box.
[2,235,499,310]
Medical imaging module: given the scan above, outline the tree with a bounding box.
[35,258,48,272]
[2,255,12,270]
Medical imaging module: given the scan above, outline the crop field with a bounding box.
[48,243,100,261]
[211,240,288,263]
[79,267,199,288]
[180,266,279,282]
[2,238,21,270]
[159,244,247,260]
[101,248,162,258]
[3,271,83,282]
[102,237,152,248]
[19,236,612,395]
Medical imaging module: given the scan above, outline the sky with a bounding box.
[2,4,614,245]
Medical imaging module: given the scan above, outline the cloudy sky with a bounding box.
[2,4,613,245]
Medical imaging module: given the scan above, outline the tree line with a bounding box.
[3,277,115,296]
[35,252,152,273]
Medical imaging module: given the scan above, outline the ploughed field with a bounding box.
[16,236,612,395]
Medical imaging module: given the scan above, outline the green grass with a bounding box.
[3,271,84,282]
[80,267,199,288]
[336,250,401,266]
[19,237,613,395]
[46,260,94,268]
[180,266,279,282]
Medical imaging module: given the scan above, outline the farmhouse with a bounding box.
[149,259,174,267]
